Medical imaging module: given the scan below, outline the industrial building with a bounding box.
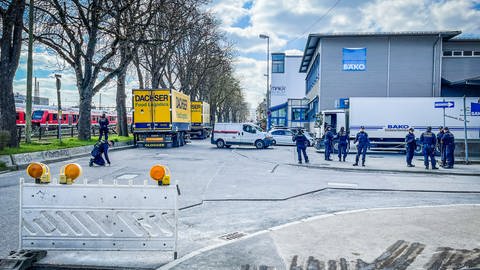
[298,31,480,130]
[268,53,309,129]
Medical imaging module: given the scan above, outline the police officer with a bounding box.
[405,127,416,167]
[353,126,370,167]
[89,140,114,167]
[292,129,309,164]
[323,126,334,161]
[437,126,446,167]
[420,126,438,169]
[98,113,110,141]
[335,127,349,162]
[442,127,455,169]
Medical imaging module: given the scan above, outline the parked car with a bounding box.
[211,123,274,149]
[268,128,315,147]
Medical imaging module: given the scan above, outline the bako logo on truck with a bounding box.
[135,94,168,102]
[176,97,188,110]
[386,124,409,131]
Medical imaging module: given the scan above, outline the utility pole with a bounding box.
[463,96,469,164]
[55,74,62,143]
[25,0,34,143]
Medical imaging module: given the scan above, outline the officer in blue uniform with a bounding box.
[335,127,349,162]
[442,127,455,168]
[292,130,309,164]
[419,126,438,169]
[353,126,370,167]
[323,126,334,161]
[98,113,110,141]
[436,127,446,167]
[89,140,114,166]
[405,127,416,167]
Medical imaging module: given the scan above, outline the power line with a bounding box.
[282,0,342,49]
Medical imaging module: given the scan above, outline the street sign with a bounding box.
[434,101,454,108]
[472,102,480,116]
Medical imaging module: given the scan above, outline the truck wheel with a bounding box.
[415,144,423,155]
[179,132,185,146]
[255,140,265,149]
[216,139,225,148]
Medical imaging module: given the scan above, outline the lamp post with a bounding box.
[55,74,62,143]
[259,34,270,130]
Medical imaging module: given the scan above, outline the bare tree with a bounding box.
[0,0,25,147]
[33,0,135,140]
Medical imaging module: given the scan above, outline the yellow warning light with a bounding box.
[59,163,82,185]
[150,165,171,185]
[26,162,51,184]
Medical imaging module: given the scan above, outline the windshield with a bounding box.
[253,125,263,132]
[32,110,44,120]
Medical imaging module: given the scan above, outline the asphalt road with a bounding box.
[0,140,479,268]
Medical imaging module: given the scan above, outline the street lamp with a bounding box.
[259,34,270,130]
[55,74,62,142]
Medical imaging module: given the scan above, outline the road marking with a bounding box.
[327,182,358,188]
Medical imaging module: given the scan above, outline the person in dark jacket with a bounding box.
[292,129,309,164]
[420,126,438,169]
[323,126,334,161]
[405,127,416,167]
[98,113,110,141]
[436,127,446,167]
[442,127,455,168]
[89,140,114,167]
[335,127,349,162]
[353,126,370,166]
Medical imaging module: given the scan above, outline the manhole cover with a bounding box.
[116,174,139,180]
[220,232,246,241]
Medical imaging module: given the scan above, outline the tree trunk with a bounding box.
[116,68,129,136]
[0,0,25,147]
[78,92,93,140]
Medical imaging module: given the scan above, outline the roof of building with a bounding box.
[299,30,462,73]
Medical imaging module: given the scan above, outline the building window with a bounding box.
[271,54,285,73]
[269,103,287,128]
[292,108,308,122]
[443,50,480,57]
[306,55,319,94]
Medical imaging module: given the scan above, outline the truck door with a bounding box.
[133,90,154,130]
[241,124,257,144]
[324,113,337,134]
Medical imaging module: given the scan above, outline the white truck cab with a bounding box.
[211,122,273,149]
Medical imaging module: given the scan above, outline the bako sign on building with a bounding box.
[342,48,366,71]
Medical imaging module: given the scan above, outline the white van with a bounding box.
[211,123,274,149]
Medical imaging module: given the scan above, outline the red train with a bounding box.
[15,105,132,128]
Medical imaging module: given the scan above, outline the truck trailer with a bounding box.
[319,97,480,152]
[132,89,191,147]
[189,101,211,139]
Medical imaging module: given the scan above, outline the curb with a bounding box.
[0,141,134,172]
[157,204,480,270]
[287,162,480,176]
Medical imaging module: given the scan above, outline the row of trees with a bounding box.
[0,0,249,147]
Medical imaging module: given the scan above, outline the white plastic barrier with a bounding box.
[19,178,178,257]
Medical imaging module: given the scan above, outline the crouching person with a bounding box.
[89,140,114,167]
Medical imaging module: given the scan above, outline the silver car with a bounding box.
[268,128,315,147]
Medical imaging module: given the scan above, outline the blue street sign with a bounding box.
[434,101,455,108]
[472,102,480,116]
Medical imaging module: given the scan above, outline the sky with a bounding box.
[13,0,480,113]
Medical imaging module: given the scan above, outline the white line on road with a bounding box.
[327,182,359,188]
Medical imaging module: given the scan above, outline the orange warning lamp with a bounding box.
[59,163,82,185]
[26,162,51,184]
[150,165,171,185]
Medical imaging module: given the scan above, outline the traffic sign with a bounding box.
[435,101,454,108]
[472,102,480,116]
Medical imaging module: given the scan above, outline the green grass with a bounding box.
[0,135,132,155]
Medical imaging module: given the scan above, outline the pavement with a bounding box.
[161,204,480,270]
[298,150,480,176]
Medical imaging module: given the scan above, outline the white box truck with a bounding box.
[320,97,480,152]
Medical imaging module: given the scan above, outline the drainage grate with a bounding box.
[219,231,246,241]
